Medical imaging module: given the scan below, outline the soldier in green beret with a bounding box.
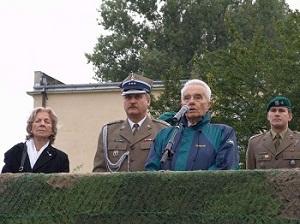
[246,96,300,169]
[92,73,169,172]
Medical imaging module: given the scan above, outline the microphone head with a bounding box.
[181,105,189,112]
[172,105,189,121]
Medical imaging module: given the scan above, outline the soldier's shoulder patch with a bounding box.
[106,120,124,126]
[152,118,170,127]
[249,132,265,140]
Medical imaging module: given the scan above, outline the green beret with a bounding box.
[267,96,292,111]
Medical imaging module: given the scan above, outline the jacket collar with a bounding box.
[32,146,56,171]
[182,112,211,129]
[263,129,294,156]
[119,116,153,145]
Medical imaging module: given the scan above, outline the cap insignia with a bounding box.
[130,73,135,80]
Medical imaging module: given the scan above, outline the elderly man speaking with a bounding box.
[145,79,239,171]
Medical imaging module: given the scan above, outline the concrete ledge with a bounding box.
[0,170,300,223]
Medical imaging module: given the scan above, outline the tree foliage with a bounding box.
[193,2,300,166]
[87,0,300,167]
[86,0,239,81]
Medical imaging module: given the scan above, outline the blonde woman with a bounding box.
[2,107,69,173]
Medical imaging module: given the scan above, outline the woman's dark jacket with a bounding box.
[2,142,69,173]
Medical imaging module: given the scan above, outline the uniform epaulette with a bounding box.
[293,130,300,134]
[249,132,264,140]
[106,120,124,125]
[152,118,170,127]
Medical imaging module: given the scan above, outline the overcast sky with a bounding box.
[0,0,299,168]
[0,0,101,167]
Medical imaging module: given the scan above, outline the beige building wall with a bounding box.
[28,71,164,173]
[32,91,125,173]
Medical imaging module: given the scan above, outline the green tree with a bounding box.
[86,0,238,82]
[192,8,300,167]
[150,65,183,115]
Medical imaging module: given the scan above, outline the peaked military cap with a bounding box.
[120,73,153,96]
[267,96,292,111]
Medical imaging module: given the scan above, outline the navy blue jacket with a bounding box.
[2,142,69,173]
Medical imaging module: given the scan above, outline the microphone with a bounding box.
[173,105,189,121]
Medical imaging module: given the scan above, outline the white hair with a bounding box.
[181,79,211,100]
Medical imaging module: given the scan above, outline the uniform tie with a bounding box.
[132,123,139,136]
[274,134,281,151]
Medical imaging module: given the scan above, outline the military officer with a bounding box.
[92,73,169,172]
[246,96,300,169]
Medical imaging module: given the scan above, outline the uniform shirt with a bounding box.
[145,113,239,171]
[270,129,287,147]
[246,129,300,169]
[128,116,146,132]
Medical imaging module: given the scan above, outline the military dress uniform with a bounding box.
[93,117,169,172]
[246,129,300,169]
[92,73,169,172]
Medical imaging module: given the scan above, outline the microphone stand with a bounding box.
[160,118,184,169]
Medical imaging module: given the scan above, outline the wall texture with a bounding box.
[0,170,300,223]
